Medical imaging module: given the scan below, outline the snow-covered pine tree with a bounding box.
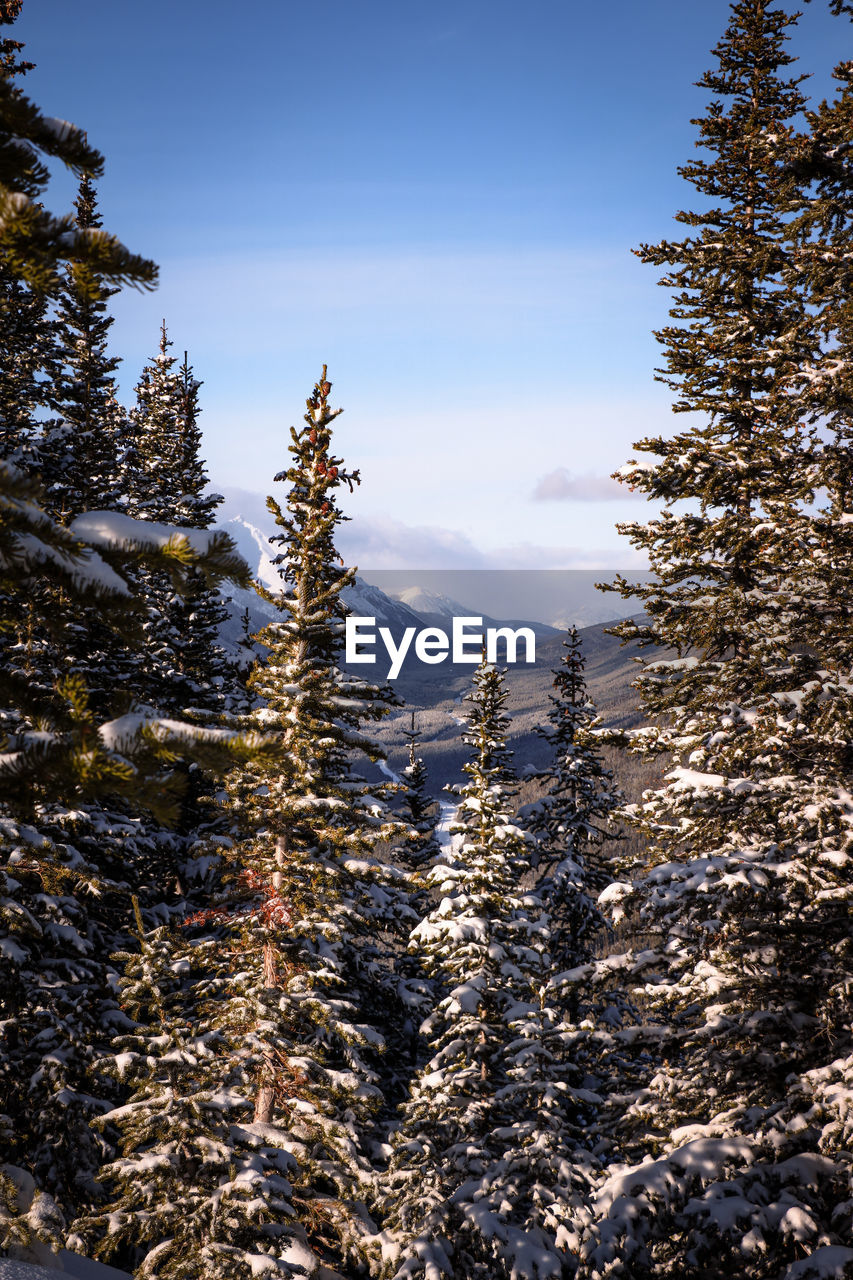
[41,172,128,521]
[579,4,853,1276]
[76,898,332,1280]
[0,0,153,722]
[0,0,156,295]
[0,256,56,472]
[125,328,235,716]
[523,627,620,975]
[0,7,254,1258]
[122,324,189,711]
[121,369,416,1277]
[129,331,219,529]
[381,659,601,1280]
[26,172,144,720]
[398,714,441,871]
[0,3,48,474]
[0,462,260,1251]
[242,370,418,1237]
[172,351,221,528]
[160,351,238,717]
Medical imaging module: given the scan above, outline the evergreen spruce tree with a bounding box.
[41,172,128,521]
[0,459,258,1252]
[0,4,258,1263]
[0,0,153,718]
[0,257,56,471]
[578,4,853,1275]
[125,327,235,715]
[172,350,221,528]
[523,627,620,975]
[381,660,603,1280]
[0,0,156,295]
[128,328,216,526]
[398,714,441,871]
[162,351,237,716]
[234,370,417,1259]
[27,172,142,717]
[90,371,416,1277]
[77,903,332,1280]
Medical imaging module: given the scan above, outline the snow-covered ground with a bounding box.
[434,796,459,858]
[434,697,465,857]
[0,1264,58,1279]
[379,747,458,860]
[0,1254,130,1279]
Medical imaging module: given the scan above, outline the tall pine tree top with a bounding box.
[0,1,156,294]
[43,173,128,520]
[582,5,853,1274]
[203,370,416,1273]
[129,323,203,525]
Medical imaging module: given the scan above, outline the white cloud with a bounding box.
[338,516,489,570]
[215,487,645,571]
[488,540,646,570]
[531,467,639,502]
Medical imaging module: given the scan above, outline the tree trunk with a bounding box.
[253,833,288,1124]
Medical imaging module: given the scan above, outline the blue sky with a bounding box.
[19,0,848,567]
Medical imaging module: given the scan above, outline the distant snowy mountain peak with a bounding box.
[393,586,473,618]
[214,509,427,656]
[342,579,424,632]
[223,515,281,593]
[386,584,560,639]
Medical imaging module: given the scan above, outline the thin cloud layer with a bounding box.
[532,467,638,502]
[215,488,647,572]
[338,517,489,570]
[489,540,646,570]
[343,520,646,570]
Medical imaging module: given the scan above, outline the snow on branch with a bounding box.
[70,511,251,588]
[71,511,231,558]
[98,711,245,754]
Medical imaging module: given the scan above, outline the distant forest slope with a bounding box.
[360,617,665,860]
